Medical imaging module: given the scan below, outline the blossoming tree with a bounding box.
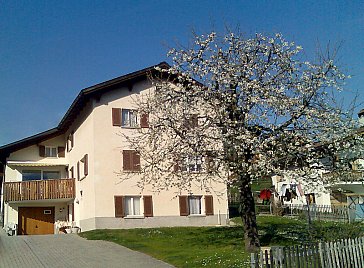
[123,31,361,251]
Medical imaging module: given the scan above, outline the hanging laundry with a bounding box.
[285,189,292,201]
[259,189,272,204]
[297,184,304,197]
[280,184,288,196]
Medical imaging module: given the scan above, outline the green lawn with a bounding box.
[80,216,364,268]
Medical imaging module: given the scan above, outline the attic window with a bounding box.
[45,147,57,157]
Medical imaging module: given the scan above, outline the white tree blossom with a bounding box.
[120,31,362,251]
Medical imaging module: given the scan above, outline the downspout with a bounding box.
[0,160,4,228]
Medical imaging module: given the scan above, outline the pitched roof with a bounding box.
[0,62,170,161]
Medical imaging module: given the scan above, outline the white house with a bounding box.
[0,62,229,235]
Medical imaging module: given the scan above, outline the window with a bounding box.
[114,195,153,218]
[179,195,214,216]
[43,171,60,180]
[22,170,60,181]
[77,154,88,180]
[45,146,57,157]
[183,114,198,129]
[123,150,140,171]
[39,145,64,157]
[181,156,203,172]
[112,108,149,128]
[22,170,41,181]
[188,196,202,215]
[122,109,138,127]
[124,196,141,216]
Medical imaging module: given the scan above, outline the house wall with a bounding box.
[79,80,228,230]
[2,78,229,232]
[64,99,96,229]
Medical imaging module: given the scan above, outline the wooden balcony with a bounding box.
[4,178,75,202]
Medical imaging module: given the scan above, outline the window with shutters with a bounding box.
[179,195,213,216]
[123,150,140,171]
[78,154,88,180]
[114,195,153,218]
[45,146,57,157]
[112,108,149,128]
[183,114,198,129]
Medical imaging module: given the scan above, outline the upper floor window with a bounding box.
[182,156,203,172]
[77,154,88,180]
[112,108,149,128]
[183,114,198,129]
[22,170,41,181]
[122,109,138,127]
[45,146,57,157]
[123,150,140,171]
[22,170,60,181]
[39,145,65,158]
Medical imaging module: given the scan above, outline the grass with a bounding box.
[80,216,364,268]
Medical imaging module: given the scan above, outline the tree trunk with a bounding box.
[239,174,260,252]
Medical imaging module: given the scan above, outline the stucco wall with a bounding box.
[88,80,228,226]
[64,99,96,227]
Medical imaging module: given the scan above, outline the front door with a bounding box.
[18,207,55,235]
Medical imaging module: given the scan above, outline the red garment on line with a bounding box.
[259,189,272,200]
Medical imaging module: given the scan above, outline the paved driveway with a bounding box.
[0,233,174,268]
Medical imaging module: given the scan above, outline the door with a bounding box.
[18,207,55,235]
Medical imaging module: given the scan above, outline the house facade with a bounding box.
[0,62,229,235]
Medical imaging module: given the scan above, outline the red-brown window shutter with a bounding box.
[123,150,131,170]
[179,196,189,216]
[58,147,65,157]
[205,195,214,215]
[143,195,153,217]
[112,108,122,126]
[77,162,80,180]
[173,158,181,172]
[70,132,74,148]
[140,113,149,128]
[70,167,74,179]
[123,150,140,171]
[191,114,198,128]
[132,151,140,171]
[39,145,45,157]
[84,154,88,176]
[114,196,124,218]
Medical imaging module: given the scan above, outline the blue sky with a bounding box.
[0,1,363,145]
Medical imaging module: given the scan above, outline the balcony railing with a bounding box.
[4,178,75,202]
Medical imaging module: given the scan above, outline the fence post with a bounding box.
[251,252,258,268]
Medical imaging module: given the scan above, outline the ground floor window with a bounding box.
[188,196,202,215]
[179,195,214,216]
[124,196,141,216]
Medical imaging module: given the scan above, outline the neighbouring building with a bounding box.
[0,62,229,235]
